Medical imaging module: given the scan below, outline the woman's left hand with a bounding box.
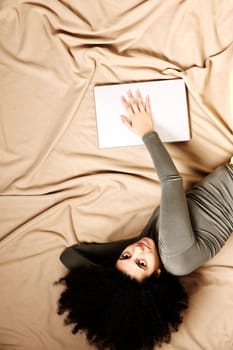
[120,89,154,138]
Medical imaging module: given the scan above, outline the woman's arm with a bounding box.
[142,131,196,275]
[121,90,196,275]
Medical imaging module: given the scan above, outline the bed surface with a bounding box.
[0,1,233,349]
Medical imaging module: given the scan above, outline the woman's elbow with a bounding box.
[163,254,202,276]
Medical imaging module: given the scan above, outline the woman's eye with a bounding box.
[138,260,146,268]
[120,253,130,260]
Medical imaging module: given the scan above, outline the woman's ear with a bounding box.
[155,268,161,277]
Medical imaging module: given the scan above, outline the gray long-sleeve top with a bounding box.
[142,132,196,275]
[60,131,233,275]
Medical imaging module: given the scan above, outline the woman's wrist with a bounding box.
[141,130,156,139]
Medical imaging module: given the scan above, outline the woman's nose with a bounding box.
[132,244,146,255]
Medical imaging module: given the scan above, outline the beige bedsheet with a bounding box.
[0,1,233,349]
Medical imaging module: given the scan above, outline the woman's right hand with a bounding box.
[120,89,154,138]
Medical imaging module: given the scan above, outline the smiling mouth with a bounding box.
[138,239,150,249]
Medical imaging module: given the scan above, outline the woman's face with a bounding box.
[115,237,161,281]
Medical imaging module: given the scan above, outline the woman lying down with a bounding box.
[55,90,233,350]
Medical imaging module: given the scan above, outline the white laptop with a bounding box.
[94,79,190,149]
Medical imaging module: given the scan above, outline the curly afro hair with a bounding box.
[56,265,188,350]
